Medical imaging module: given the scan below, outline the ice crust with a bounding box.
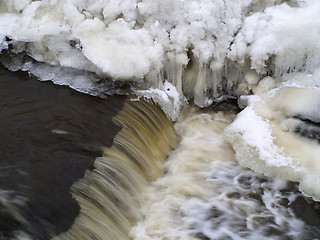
[224,75,320,201]
[2,0,320,111]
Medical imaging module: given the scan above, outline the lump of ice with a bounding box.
[224,75,320,201]
[135,81,186,121]
[73,18,163,80]
[229,0,320,75]
[0,52,127,97]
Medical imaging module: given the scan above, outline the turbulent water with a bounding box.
[1,0,320,239]
[131,106,320,240]
[2,68,320,239]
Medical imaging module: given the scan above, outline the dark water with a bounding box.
[1,63,320,240]
[0,64,126,239]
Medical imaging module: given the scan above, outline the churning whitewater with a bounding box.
[1,0,320,239]
[130,106,315,240]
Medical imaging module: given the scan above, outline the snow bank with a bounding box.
[2,0,320,115]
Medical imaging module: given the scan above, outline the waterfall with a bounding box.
[56,98,177,240]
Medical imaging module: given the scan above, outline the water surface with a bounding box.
[0,64,125,239]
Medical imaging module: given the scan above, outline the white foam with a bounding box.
[130,107,307,239]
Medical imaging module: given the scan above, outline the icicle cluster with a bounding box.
[1,0,320,113]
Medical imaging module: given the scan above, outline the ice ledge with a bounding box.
[134,81,186,121]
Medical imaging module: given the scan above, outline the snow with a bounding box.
[74,18,163,79]
[229,0,320,75]
[224,76,320,201]
[1,0,320,109]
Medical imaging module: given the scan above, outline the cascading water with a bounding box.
[57,101,320,240]
[130,106,320,240]
[1,0,320,239]
[1,67,320,239]
[56,99,178,240]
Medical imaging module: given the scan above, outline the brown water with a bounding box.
[1,63,320,240]
[56,99,178,240]
[0,64,126,239]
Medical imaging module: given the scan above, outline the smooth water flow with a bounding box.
[57,99,178,240]
[0,65,125,239]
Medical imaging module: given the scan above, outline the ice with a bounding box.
[1,0,320,109]
[73,18,163,80]
[229,0,320,75]
[224,105,300,170]
[224,76,320,201]
[0,52,127,97]
[135,81,185,121]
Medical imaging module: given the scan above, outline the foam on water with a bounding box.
[130,106,312,240]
